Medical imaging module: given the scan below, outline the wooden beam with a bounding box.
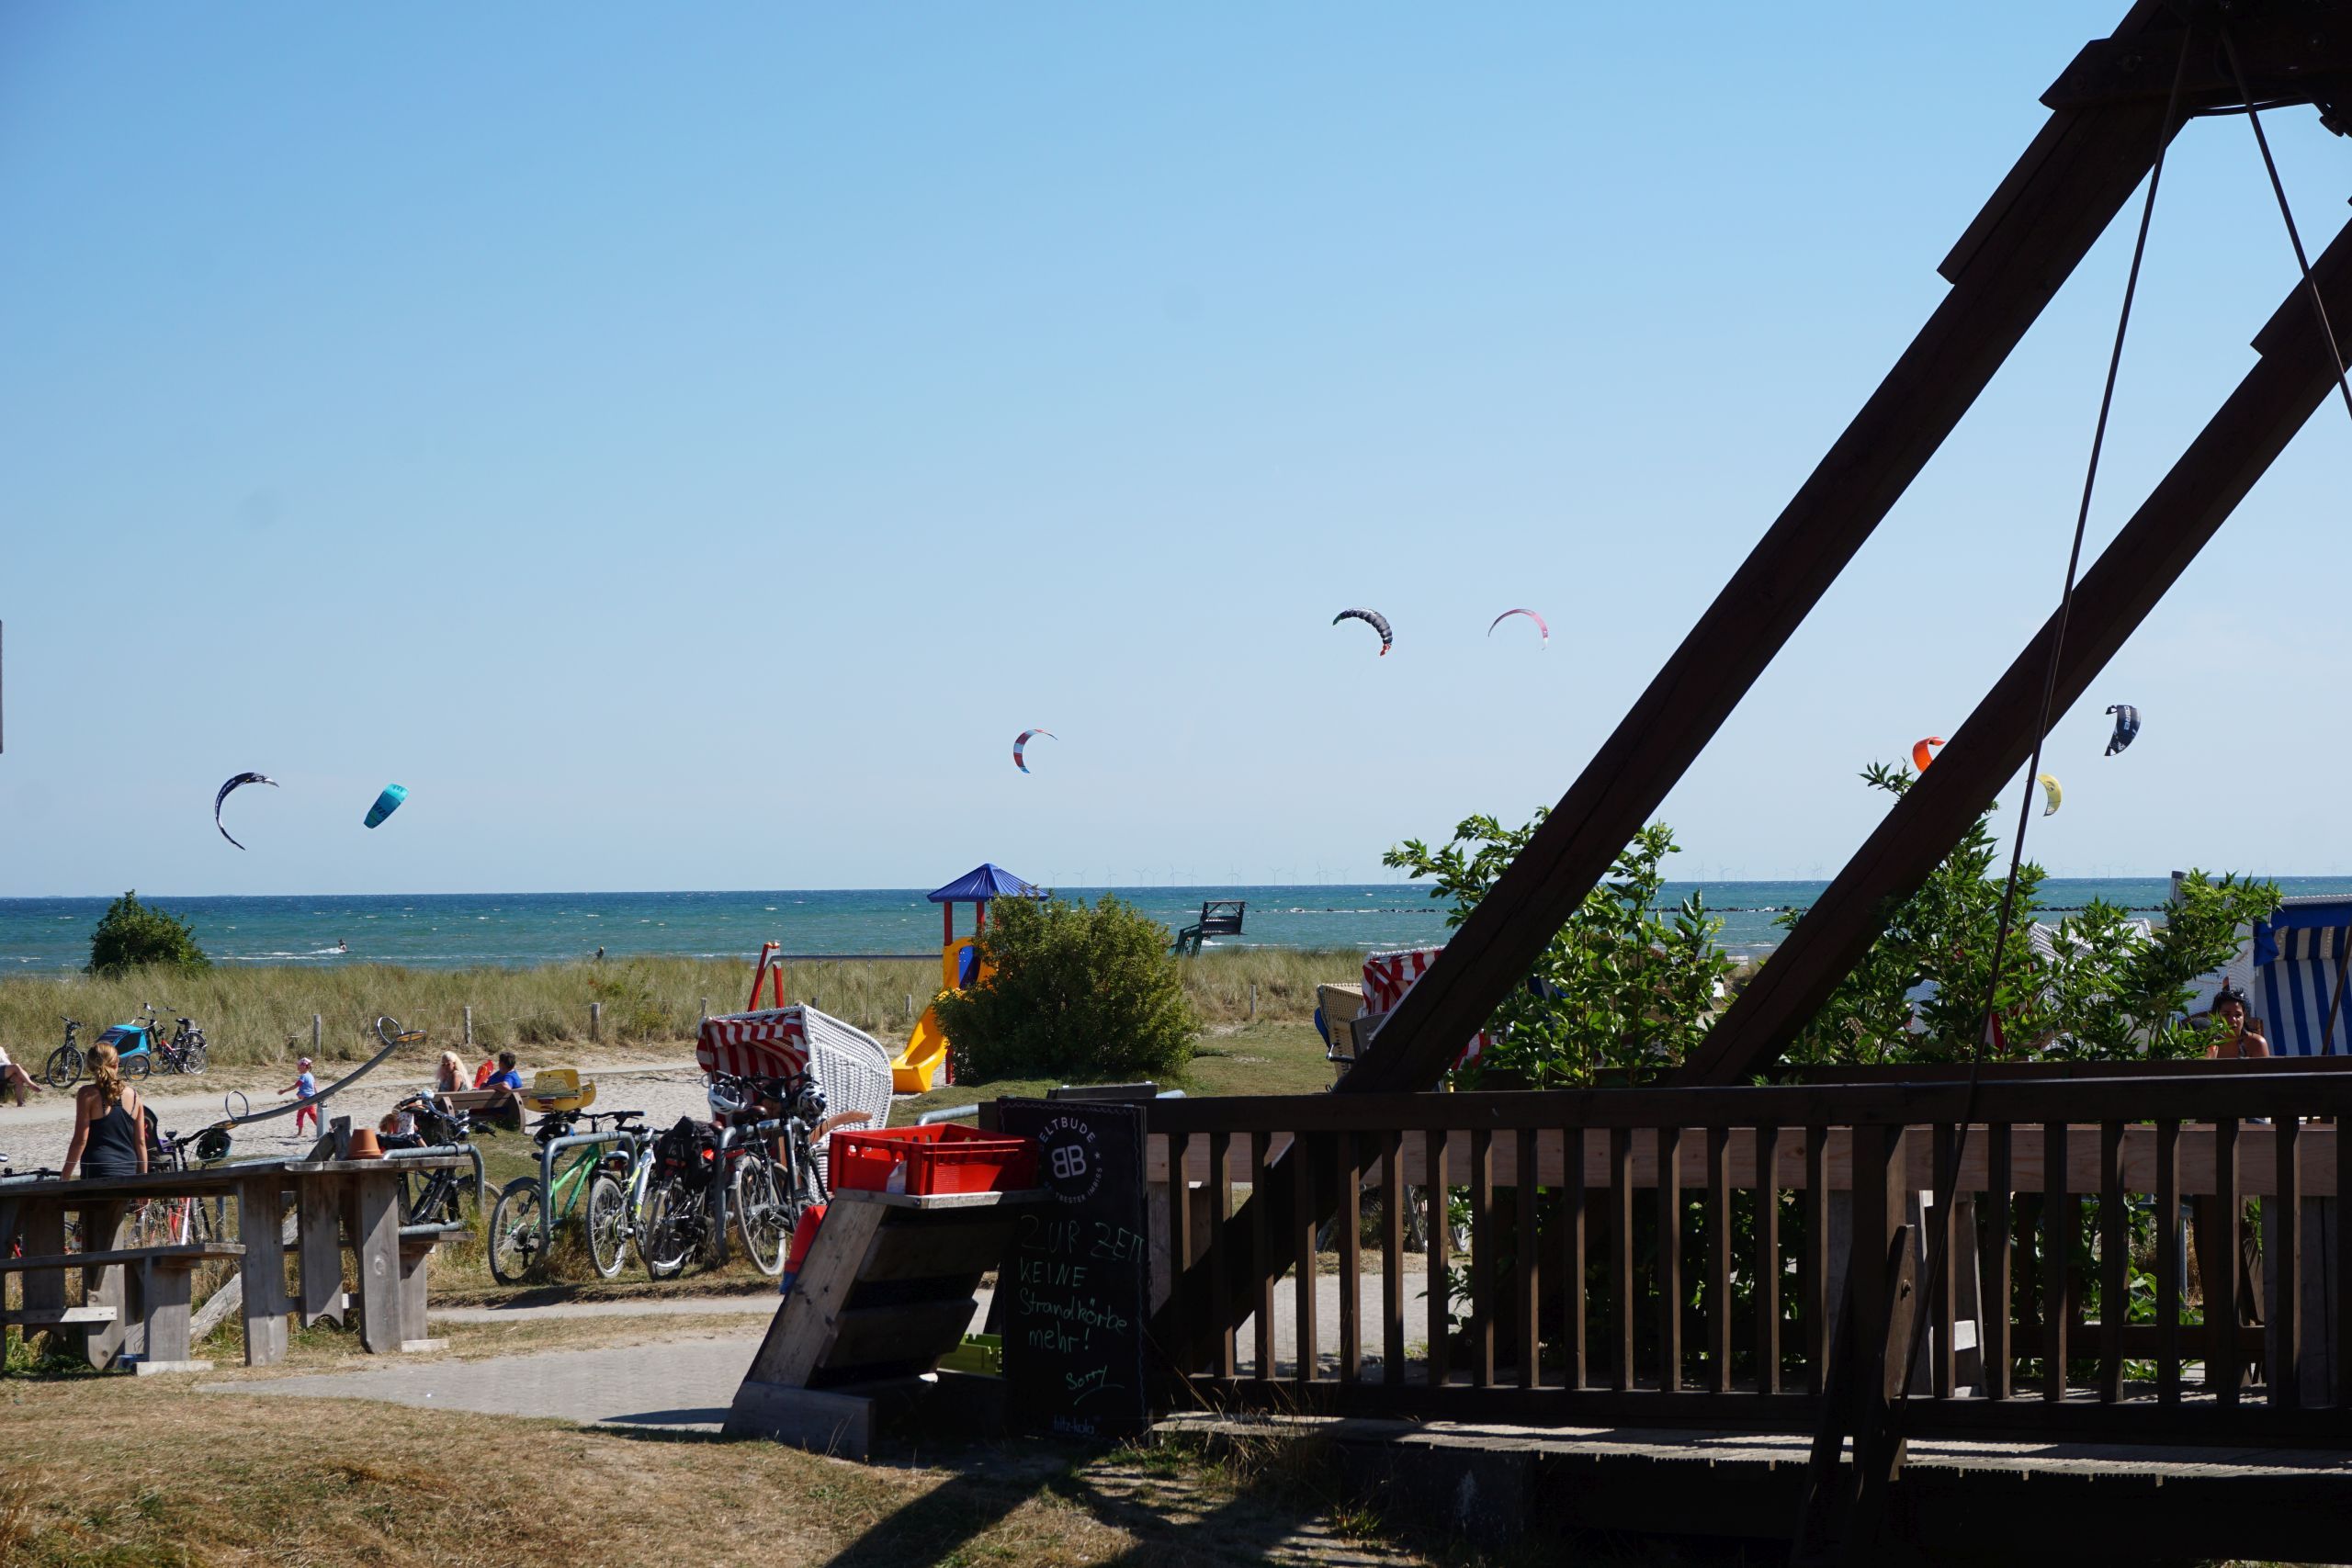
[1681,214,2352,1087]
[1334,2,2181,1100]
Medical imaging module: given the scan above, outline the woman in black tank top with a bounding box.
[64,1041,148,1179]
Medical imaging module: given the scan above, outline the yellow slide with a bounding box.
[891,1002,951,1093]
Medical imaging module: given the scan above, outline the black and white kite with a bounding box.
[214,772,278,850]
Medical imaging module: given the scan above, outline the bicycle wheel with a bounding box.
[123,1052,151,1080]
[182,1043,207,1076]
[586,1174,630,1280]
[732,1158,788,1277]
[639,1178,696,1280]
[488,1177,547,1284]
[43,1045,81,1089]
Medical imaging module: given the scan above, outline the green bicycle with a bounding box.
[487,1109,646,1283]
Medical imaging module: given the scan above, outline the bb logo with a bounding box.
[1050,1145,1089,1181]
[1039,1114,1104,1202]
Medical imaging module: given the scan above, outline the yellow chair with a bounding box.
[524,1067,596,1114]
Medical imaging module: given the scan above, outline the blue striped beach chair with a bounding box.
[2248,895,2352,1055]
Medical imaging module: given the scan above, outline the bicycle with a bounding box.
[486,1109,644,1284]
[149,1008,208,1076]
[707,1070,830,1277]
[390,1091,481,1231]
[42,1017,85,1089]
[637,1111,725,1280]
[129,1125,233,1247]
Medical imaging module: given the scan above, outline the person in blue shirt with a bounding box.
[283,1056,321,1137]
[478,1050,524,1129]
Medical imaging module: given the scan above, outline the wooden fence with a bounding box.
[1142,1071,2352,1445]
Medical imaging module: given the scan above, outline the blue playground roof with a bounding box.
[927,863,1041,904]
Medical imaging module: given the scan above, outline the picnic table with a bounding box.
[0,1154,471,1373]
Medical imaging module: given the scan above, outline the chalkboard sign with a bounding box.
[996,1097,1150,1440]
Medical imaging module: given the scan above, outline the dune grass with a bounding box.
[0,949,1363,1069]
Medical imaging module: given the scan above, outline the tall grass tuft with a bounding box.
[0,948,1366,1068]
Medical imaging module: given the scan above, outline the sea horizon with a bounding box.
[8,874,2352,974]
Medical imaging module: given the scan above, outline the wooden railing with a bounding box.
[1143,1072,2352,1444]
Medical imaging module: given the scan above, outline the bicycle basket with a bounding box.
[654,1116,718,1173]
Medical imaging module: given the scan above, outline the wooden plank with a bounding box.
[1612,1127,1634,1393]
[724,1378,874,1459]
[1657,1124,1682,1393]
[1707,1127,1732,1394]
[2101,1121,2126,1404]
[1332,47,2187,1098]
[825,1298,982,1371]
[1515,1127,1539,1391]
[1755,1124,1781,1396]
[2339,1116,2352,1408]
[1210,1131,1235,1379]
[2214,1117,2240,1406]
[1562,1124,1587,1391]
[348,1174,403,1355]
[1252,1132,1273,1380]
[0,1305,115,1328]
[1167,1133,1192,1372]
[1933,1123,1957,1400]
[1470,1127,1494,1389]
[234,1176,289,1367]
[298,1176,344,1327]
[17,1201,69,1326]
[2156,1119,2181,1405]
[83,1201,131,1371]
[1804,1127,1826,1396]
[745,1196,889,1388]
[2044,1122,2069,1403]
[1985,1122,2013,1401]
[1380,1128,1402,1384]
[1427,1129,1449,1388]
[2273,1115,2301,1410]
[0,1243,243,1272]
[1293,1131,1317,1385]
[1338,1132,1363,1383]
[859,1216,1018,1283]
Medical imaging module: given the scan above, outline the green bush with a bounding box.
[86,890,210,977]
[936,894,1197,1082]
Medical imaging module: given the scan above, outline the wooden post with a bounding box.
[298,1179,345,1327]
[590,1001,602,1042]
[311,1015,322,1055]
[236,1175,289,1367]
[463,1006,472,1047]
[1250,984,1258,1022]
[346,1173,402,1354]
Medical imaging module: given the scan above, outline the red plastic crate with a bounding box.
[831,1123,1039,1195]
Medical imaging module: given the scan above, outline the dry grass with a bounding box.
[0,950,1360,1070]
[0,1371,1436,1566]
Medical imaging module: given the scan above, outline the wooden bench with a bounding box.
[0,1240,243,1373]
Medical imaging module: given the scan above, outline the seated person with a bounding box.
[379,1108,424,1151]
[2203,984,2271,1060]
[0,1043,40,1107]
[476,1051,525,1128]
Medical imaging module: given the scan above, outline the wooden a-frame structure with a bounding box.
[1159,0,2352,1367]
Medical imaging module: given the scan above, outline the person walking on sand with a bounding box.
[62,1043,147,1179]
[284,1056,322,1136]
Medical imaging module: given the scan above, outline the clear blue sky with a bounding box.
[5,2,2349,896]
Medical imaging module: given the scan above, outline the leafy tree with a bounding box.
[86,889,210,976]
[1383,815,1733,1086]
[937,893,1197,1082]
[1783,763,2279,1064]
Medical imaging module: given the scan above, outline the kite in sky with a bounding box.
[2105,704,2140,757]
[1333,607,1393,656]
[1487,608,1549,648]
[213,773,277,851]
[364,784,408,829]
[1013,728,1056,774]
[1912,737,1942,773]
[2038,773,2064,817]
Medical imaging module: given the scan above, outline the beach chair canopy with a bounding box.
[1361,948,1488,1071]
[695,1004,894,1132]
[927,863,1040,903]
[2249,896,2352,1055]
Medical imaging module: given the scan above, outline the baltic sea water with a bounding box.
[9,877,2352,973]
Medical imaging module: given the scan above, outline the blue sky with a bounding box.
[5,2,2350,896]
